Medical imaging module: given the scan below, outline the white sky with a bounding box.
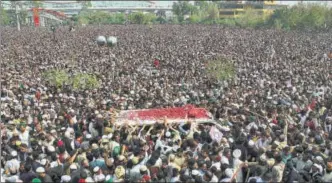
[278,1,332,7]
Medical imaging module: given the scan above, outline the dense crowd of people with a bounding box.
[0,24,332,183]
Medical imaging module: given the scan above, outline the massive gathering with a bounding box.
[1,22,332,183]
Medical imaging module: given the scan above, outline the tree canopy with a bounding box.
[1,2,332,30]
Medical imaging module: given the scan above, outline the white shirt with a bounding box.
[212,162,221,170]
[5,159,20,174]
[211,175,219,182]
[19,128,31,147]
[220,178,231,182]
[221,156,229,165]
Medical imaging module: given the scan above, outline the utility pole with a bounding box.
[0,0,3,175]
[15,1,21,31]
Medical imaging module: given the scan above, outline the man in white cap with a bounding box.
[233,149,244,183]
[36,167,53,182]
[220,168,234,182]
[93,166,106,182]
[69,164,78,175]
[5,151,20,175]
[61,175,71,183]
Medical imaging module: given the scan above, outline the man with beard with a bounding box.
[36,167,53,183]
[19,163,37,183]
[18,143,29,162]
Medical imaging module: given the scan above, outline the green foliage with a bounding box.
[267,3,332,30]
[43,70,100,91]
[156,16,167,24]
[178,2,332,30]
[32,0,43,8]
[235,8,266,28]
[187,2,220,24]
[216,18,237,27]
[187,14,201,24]
[72,73,100,91]
[77,11,126,25]
[206,58,236,81]
[205,3,219,21]
[63,2,332,30]
[43,70,69,89]
[128,12,156,24]
[168,17,179,24]
[172,1,198,23]
[0,7,10,25]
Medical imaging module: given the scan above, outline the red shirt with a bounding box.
[35,91,41,101]
[154,59,160,68]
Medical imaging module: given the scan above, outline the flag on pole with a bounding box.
[33,8,40,27]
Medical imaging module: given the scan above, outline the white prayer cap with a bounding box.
[48,146,55,152]
[140,165,148,172]
[94,174,105,182]
[61,175,71,182]
[11,151,18,157]
[36,167,45,173]
[192,170,200,176]
[70,164,77,170]
[93,166,100,173]
[102,135,108,139]
[86,134,92,139]
[40,159,48,166]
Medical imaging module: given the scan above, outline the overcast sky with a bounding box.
[278,1,332,7]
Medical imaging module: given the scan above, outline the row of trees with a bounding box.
[1,2,332,30]
[70,10,161,25]
[176,2,332,30]
[267,4,332,30]
[70,2,332,30]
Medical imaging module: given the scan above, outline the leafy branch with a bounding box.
[43,69,100,91]
[206,58,236,81]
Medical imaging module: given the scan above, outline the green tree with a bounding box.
[128,12,156,24]
[128,12,145,24]
[206,58,236,81]
[267,4,331,30]
[0,7,10,25]
[72,73,100,91]
[236,8,266,28]
[187,14,201,24]
[43,70,69,89]
[206,3,219,20]
[43,70,100,91]
[172,2,197,22]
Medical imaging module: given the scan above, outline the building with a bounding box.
[219,1,286,19]
[1,1,174,26]
[3,1,174,17]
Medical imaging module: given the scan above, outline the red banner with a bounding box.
[119,105,212,121]
[33,8,40,27]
